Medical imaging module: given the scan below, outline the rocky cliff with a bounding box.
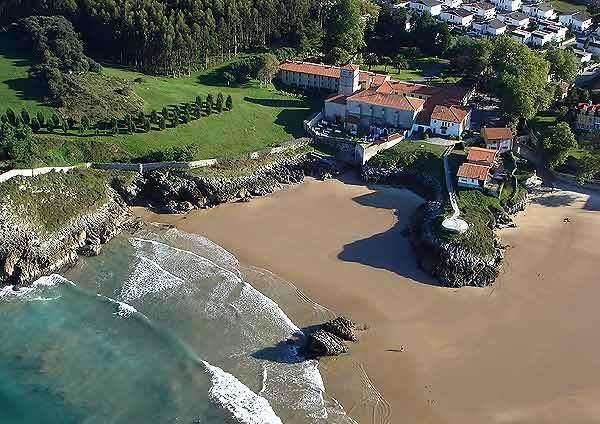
[0,188,135,288]
[362,162,524,288]
[115,151,343,213]
[1,151,342,288]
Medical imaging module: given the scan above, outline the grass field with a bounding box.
[368,58,460,84]
[549,0,587,12]
[1,34,321,165]
[0,34,54,117]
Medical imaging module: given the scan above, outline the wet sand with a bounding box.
[135,175,600,424]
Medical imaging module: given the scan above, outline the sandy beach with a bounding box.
[136,174,600,424]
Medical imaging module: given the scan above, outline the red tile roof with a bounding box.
[467,147,497,166]
[576,102,600,115]
[481,127,513,141]
[431,104,470,123]
[279,61,340,78]
[342,63,359,71]
[325,93,349,105]
[347,88,425,111]
[457,163,490,181]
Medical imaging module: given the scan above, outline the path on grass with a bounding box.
[441,144,468,233]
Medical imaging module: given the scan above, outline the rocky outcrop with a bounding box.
[305,316,358,357]
[307,330,348,357]
[362,162,513,288]
[0,189,136,288]
[116,152,344,213]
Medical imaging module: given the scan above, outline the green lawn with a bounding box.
[1,37,321,164]
[549,0,587,12]
[368,58,460,84]
[0,34,54,117]
[528,110,560,136]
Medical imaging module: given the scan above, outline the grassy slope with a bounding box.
[0,34,54,117]
[0,169,128,235]
[549,0,587,12]
[1,34,321,164]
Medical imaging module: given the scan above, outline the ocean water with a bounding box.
[0,227,359,424]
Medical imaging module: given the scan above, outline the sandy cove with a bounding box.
[135,173,600,424]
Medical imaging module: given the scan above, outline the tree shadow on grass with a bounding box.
[336,179,440,286]
[243,97,310,108]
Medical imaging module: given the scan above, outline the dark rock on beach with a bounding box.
[322,316,358,342]
[307,330,348,357]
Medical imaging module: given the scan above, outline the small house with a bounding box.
[497,11,530,28]
[559,11,592,33]
[464,1,496,19]
[440,8,475,26]
[457,163,492,189]
[409,0,443,15]
[492,0,522,12]
[481,127,513,153]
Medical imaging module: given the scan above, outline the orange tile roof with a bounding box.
[481,127,513,141]
[457,163,490,181]
[467,147,497,166]
[347,89,425,111]
[431,104,470,123]
[279,61,340,78]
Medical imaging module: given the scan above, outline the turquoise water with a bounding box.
[0,228,358,424]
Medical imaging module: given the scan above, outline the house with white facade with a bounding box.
[530,29,555,46]
[457,147,498,189]
[511,28,532,44]
[522,2,556,20]
[440,8,475,26]
[464,1,496,18]
[492,0,522,12]
[574,102,600,130]
[409,0,443,15]
[559,11,593,33]
[497,11,530,28]
[441,0,463,8]
[480,18,508,35]
[538,21,568,42]
[429,105,471,137]
[573,48,592,64]
[481,127,513,153]
[587,39,600,57]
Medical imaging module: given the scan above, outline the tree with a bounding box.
[381,56,392,72]
[195,96,203,114]
[545,48,579,83]
[81,116,90,134]
[542,122,577,168]
[30,117,41,133]
[257,54,279,86]
[207,94,214,108]
[576,151,600,183]
[325,0,365,64]
[151,110,158,124]
[143,118,151,132]
[225,95,233,110]
[158,116,166,130]
[162,107,169,121]
[172,109,180,126]
[67,117,76,130]
[223,71,235,86]
[6,125,34,163]
[448,36,493,78]
[6,108,16,126]
[20,109,31,126]
[392,54,409,72]
[364,52,379,71]
[216,93,224,112]
[51,114,60,129]
[36,111,45,129]
[61,119,69,134]
[111,118,118,135]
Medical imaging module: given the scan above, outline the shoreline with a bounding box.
[136,174,600,424]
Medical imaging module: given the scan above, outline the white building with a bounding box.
[429,105,472,137]
[473,17,508,35]
[409,0,443,15]
[530,29,555,46]
[559,11,593,33]
[586,40,600,57]
[497,11,530,28]
[522,2,556,20]
[492,0,522,12]
[511,28,532,44]
[440,8,475,26]
[464,1,496,18]
[540,23,568,42]
[573,48,592,64]
[441,0,463,8]
[481,127,513,153]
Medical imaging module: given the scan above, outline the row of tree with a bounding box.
[0,94,233,138]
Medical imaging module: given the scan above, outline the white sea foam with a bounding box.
[96,294,140,319]
[202,360,283,424]
[0,274,72,299]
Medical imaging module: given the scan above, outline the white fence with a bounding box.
[0,139,311,183]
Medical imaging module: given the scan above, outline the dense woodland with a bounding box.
[1,0,326,75]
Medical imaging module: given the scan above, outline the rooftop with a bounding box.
[431,104,470,123]
[482,127,513,141]
[457,163,491,181]
[445,7,475,17]
[470,1,495,10]
[279,61,341,78]
[347,88,426,111]
[467,147,498,166]
[413,0,444,6]
[487,18,507,29]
